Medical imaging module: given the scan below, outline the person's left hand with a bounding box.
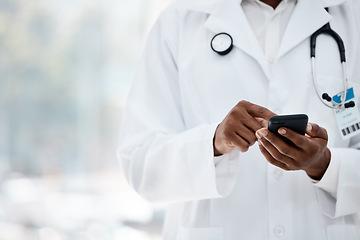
[255,123,331,180]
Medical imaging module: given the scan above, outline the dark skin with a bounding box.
[213,101,276,155]
[256,124,331,180]
[213,0,331,180]
[260,0,282,9]
[213,101,331,180]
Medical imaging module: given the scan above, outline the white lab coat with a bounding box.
[118,0,360,239]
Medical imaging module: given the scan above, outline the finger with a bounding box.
[242,101,276,120]
[255,117,268,128]
[257,129,299,160]
[257,132,294,167]
[242,112,264,132]
[258,141,289,170]
[277,127,308,150]
[232,103,264,132]
[227,132,251,152]
[235,125,258,146]
[306,123,328,140]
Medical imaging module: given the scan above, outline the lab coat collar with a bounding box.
[179,0,348,78]
[277,0,333,58]
[204,0,271,77]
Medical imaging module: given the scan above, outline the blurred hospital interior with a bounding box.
[0,0,171,239]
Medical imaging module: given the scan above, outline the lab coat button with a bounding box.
[274,225,285,237]
[273,169,283,179]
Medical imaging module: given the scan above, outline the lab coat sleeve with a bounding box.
[118,8,240,203]
[314,148,339,197]
[315,145,360,218]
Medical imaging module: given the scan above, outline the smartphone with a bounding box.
[268,114,308,143]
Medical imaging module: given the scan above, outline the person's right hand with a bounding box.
[213,101,276,156]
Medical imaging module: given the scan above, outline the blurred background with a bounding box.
[0,0,172,239]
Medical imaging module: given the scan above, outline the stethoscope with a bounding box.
[210,9,355,109]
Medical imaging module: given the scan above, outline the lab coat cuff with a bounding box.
[313,148,339,196]
[210,123,240,197]
[212,124,231,166]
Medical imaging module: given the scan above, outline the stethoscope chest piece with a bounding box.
[211,32,233,56]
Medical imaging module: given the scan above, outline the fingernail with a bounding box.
[278,128,286,135]
[257,129,268,138]
[307,123,312,131]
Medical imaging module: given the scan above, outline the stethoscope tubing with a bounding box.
[210,8,354,109]
[310,8,354,109]
[311,57,349,109]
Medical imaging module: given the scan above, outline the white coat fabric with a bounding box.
[118,0,360,239]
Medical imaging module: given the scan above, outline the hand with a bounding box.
[213,101,276,156]
[256,123,331,180]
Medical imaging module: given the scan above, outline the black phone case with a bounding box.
[268,114,308,144]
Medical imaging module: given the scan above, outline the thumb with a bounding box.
[306,123,328,140]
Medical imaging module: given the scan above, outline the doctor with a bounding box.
[119,0,360,239]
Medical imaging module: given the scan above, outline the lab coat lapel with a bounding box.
[204,0,271,78]
[278,0,332,59]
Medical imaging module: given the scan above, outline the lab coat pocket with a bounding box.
[177,227,224,240]
[326,225,359,240]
